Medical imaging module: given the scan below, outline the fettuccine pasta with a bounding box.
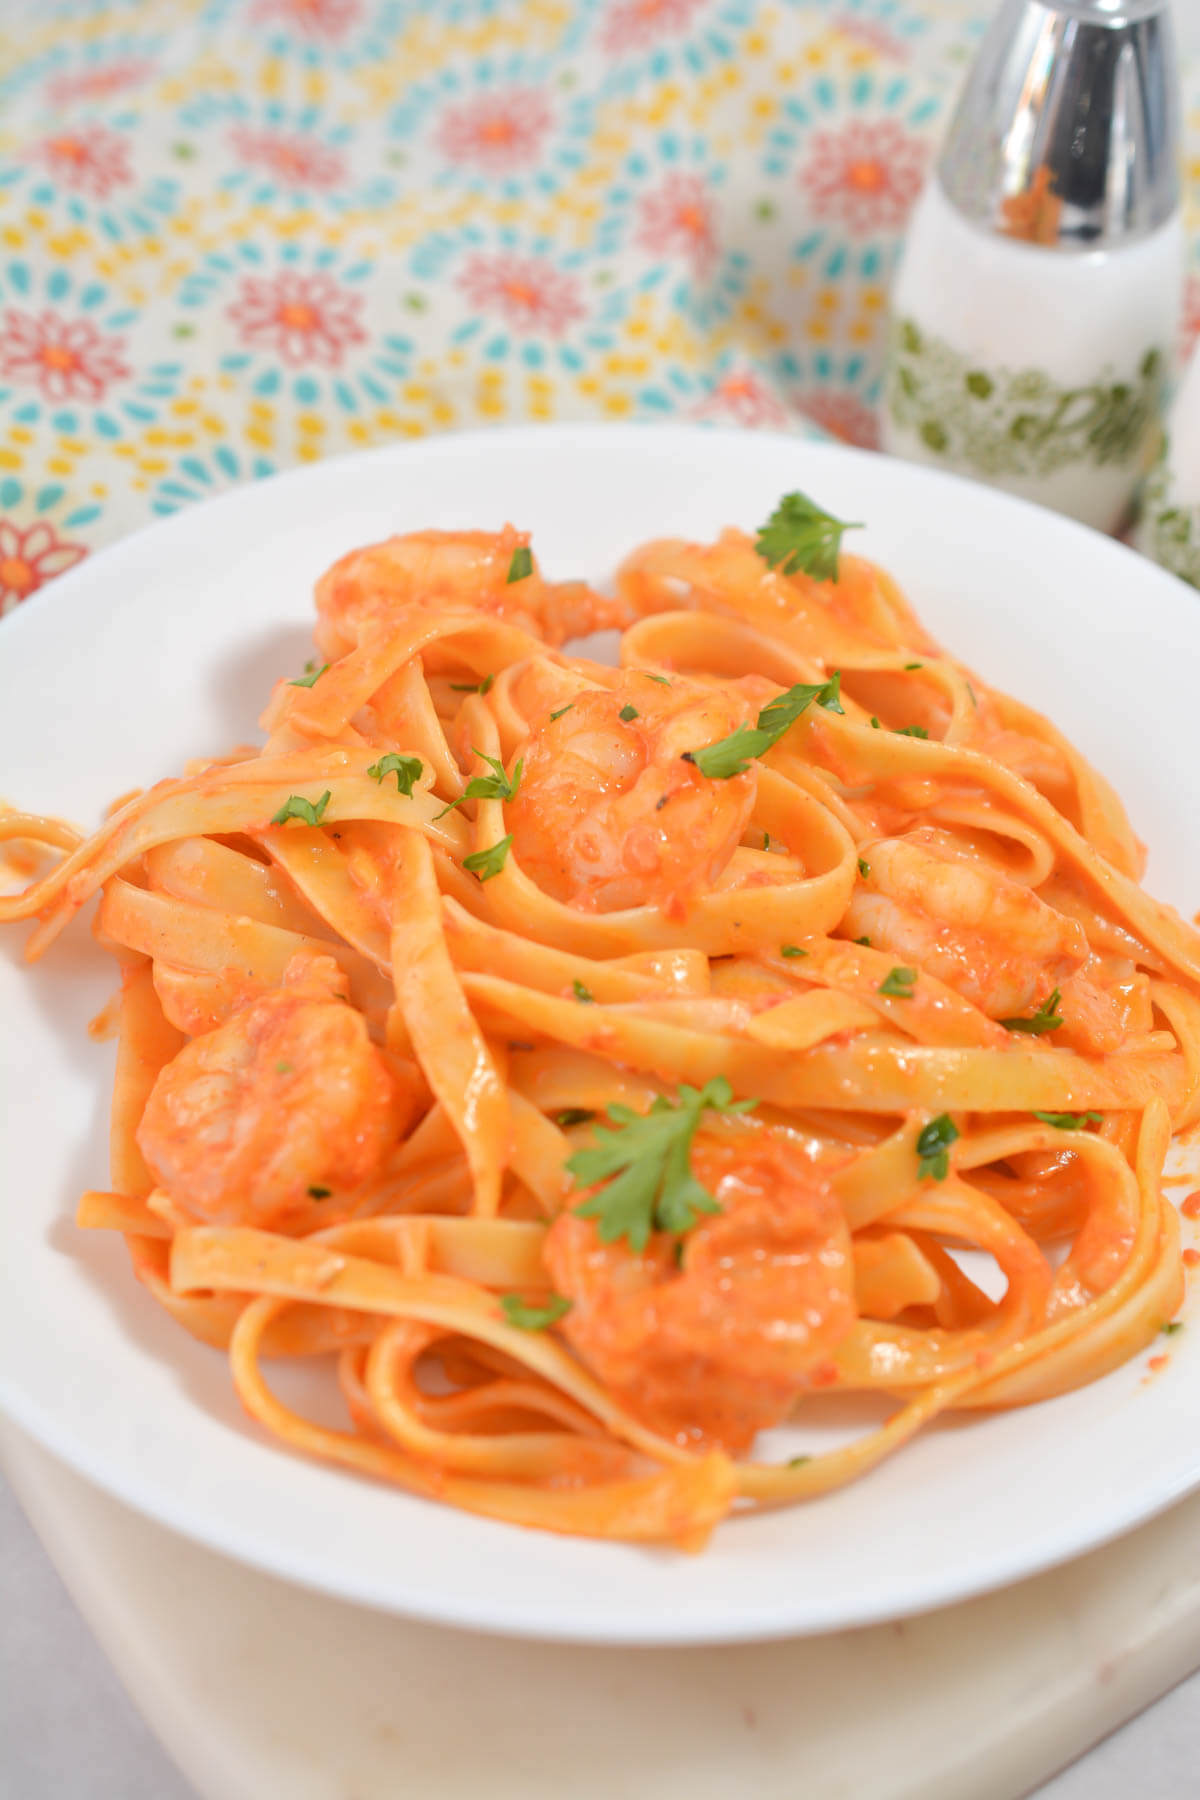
[3,501,1194,1550]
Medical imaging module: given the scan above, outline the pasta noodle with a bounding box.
[3,506,1195,1550]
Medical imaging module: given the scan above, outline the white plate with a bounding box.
[2,424,1199,1646]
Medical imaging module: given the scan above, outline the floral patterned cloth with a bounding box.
[0,0,1195,615]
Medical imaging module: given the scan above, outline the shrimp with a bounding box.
[842,827,1087,1020]
[138,952,407,1228]
[506,675,757,912]
[544,1128,856,1452]
[313,527,627,660]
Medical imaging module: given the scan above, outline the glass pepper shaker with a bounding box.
[882,0,1183,535]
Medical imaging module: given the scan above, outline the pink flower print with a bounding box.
[1182,275,1200,359]
[831,16,911,61]
[636,173,717,276]
[45,60,154,108]
[458,253,586,338]
[0,519,87,611]
[0,310,131,403]
[229,127,347,190]
[796,390,880,450]
[799,122,927,234]
[30,126,133,200]
[601,0,709,53]
[227,271,367,368]
[251,0,362,39]
[692,368,788,430]
[436,91,553,175]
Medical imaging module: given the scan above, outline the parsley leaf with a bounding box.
[858,857,871,878]
[506,546,533,584]
[289,661,329,688]
[787,1454,813,1468]
[1033,1111,1102,1130]
[572,978,594,1003]
[643,673,671,686]
[307,1185,332,1199]
[869,716,881,729]
[1161,1320,1184,1337]
[450,673,496,695]
[500,1293,572,1331]
[903,661,923,671]
[685,671,843,779]
[463,835,513,881]
[549,703,574,722]
[569,1076,757,1253]
[1000,988,1063,1035]
[435,749,523,818]
[271,790,331,827]
[555,1108,595,1127]
[916,1113,958,1182]
[855,935,871,947]
[781,944,808,958]
[619,703,639,722]
[367,753,423,796]
[879,966,917,998]
[895,724,929,738]
[754,491,862,582]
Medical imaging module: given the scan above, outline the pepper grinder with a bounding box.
[882,0,1183,534]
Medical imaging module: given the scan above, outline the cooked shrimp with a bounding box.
[842,827,1087,1019]
[506,675,757,912]
[138,952,406,1228]
[544,1128,856,1451]
[313,527,626,660]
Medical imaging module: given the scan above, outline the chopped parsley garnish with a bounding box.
[903,661,923,671]
[787,1454,813,1468]
[500,1293,572,1331]
[916,1113,958,1182]
[754,491,862,583]
[506,546,533,584]
[618,703,639,722]
[289,661,329,688]
[781,944,808,958]
[869,716,880,728]
[879,966,917,998]
[367,753,423,796]
[450,672,496,694]
[275,1060,294,1074]
[855,935,871,947]
[966,681,978,707]
[895,724,929,738]
[858,857,871,878]
[549,703,574,722]
[271,790,331,827]
[1000,988,1063,1035]
[307,1185,332,1199]
[763,832,772,851]
[572,979,594,1003]
[685,672,843,780]
[1033,1111,1102,1130]
[435,749,523,818]
[463,835,513,881]
[555,1108,595,1128]
[1161,1320,1184,1337]
[569,1076,757,1253]
[643,673,671,685]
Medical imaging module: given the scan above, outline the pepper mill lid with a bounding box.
[937,0,1181,249]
